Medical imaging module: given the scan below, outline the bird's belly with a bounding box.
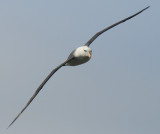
[66,57,90,66]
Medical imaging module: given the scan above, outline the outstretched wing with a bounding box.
[85,6,149,47]
[8,58,74,128]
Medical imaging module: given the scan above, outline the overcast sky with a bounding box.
[0,0,159,134]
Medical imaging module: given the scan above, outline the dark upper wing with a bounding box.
[8,58,74,128]
[85,6,149,47]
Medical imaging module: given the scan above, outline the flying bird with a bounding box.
[8,6,149,128]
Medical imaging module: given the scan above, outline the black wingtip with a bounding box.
[139,6,150,14]
[7,124,11,129]
[7,121,14,129]
[7,122,12,129]
[145,6,150,10]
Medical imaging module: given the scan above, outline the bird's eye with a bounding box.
[84,50,87,52]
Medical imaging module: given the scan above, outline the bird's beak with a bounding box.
[88,52,91,59]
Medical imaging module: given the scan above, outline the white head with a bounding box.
[73,46,92,59]
[66,46,92,66]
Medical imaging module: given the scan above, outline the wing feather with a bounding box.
[85,6,149,47]
[8,58,74,128]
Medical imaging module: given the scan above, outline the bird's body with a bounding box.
[8,6,150,128]
[66,46,92,66]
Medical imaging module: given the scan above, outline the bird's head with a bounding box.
[73,46,92,59]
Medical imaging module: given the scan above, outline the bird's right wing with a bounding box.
[8,57,74,128]
[85,6,150,47]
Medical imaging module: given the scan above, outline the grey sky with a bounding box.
[0,0,159,134]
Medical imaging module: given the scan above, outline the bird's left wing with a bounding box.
[8,57,74,128]
[85,6,149,47]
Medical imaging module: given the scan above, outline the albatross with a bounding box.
[8,6,149,128]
